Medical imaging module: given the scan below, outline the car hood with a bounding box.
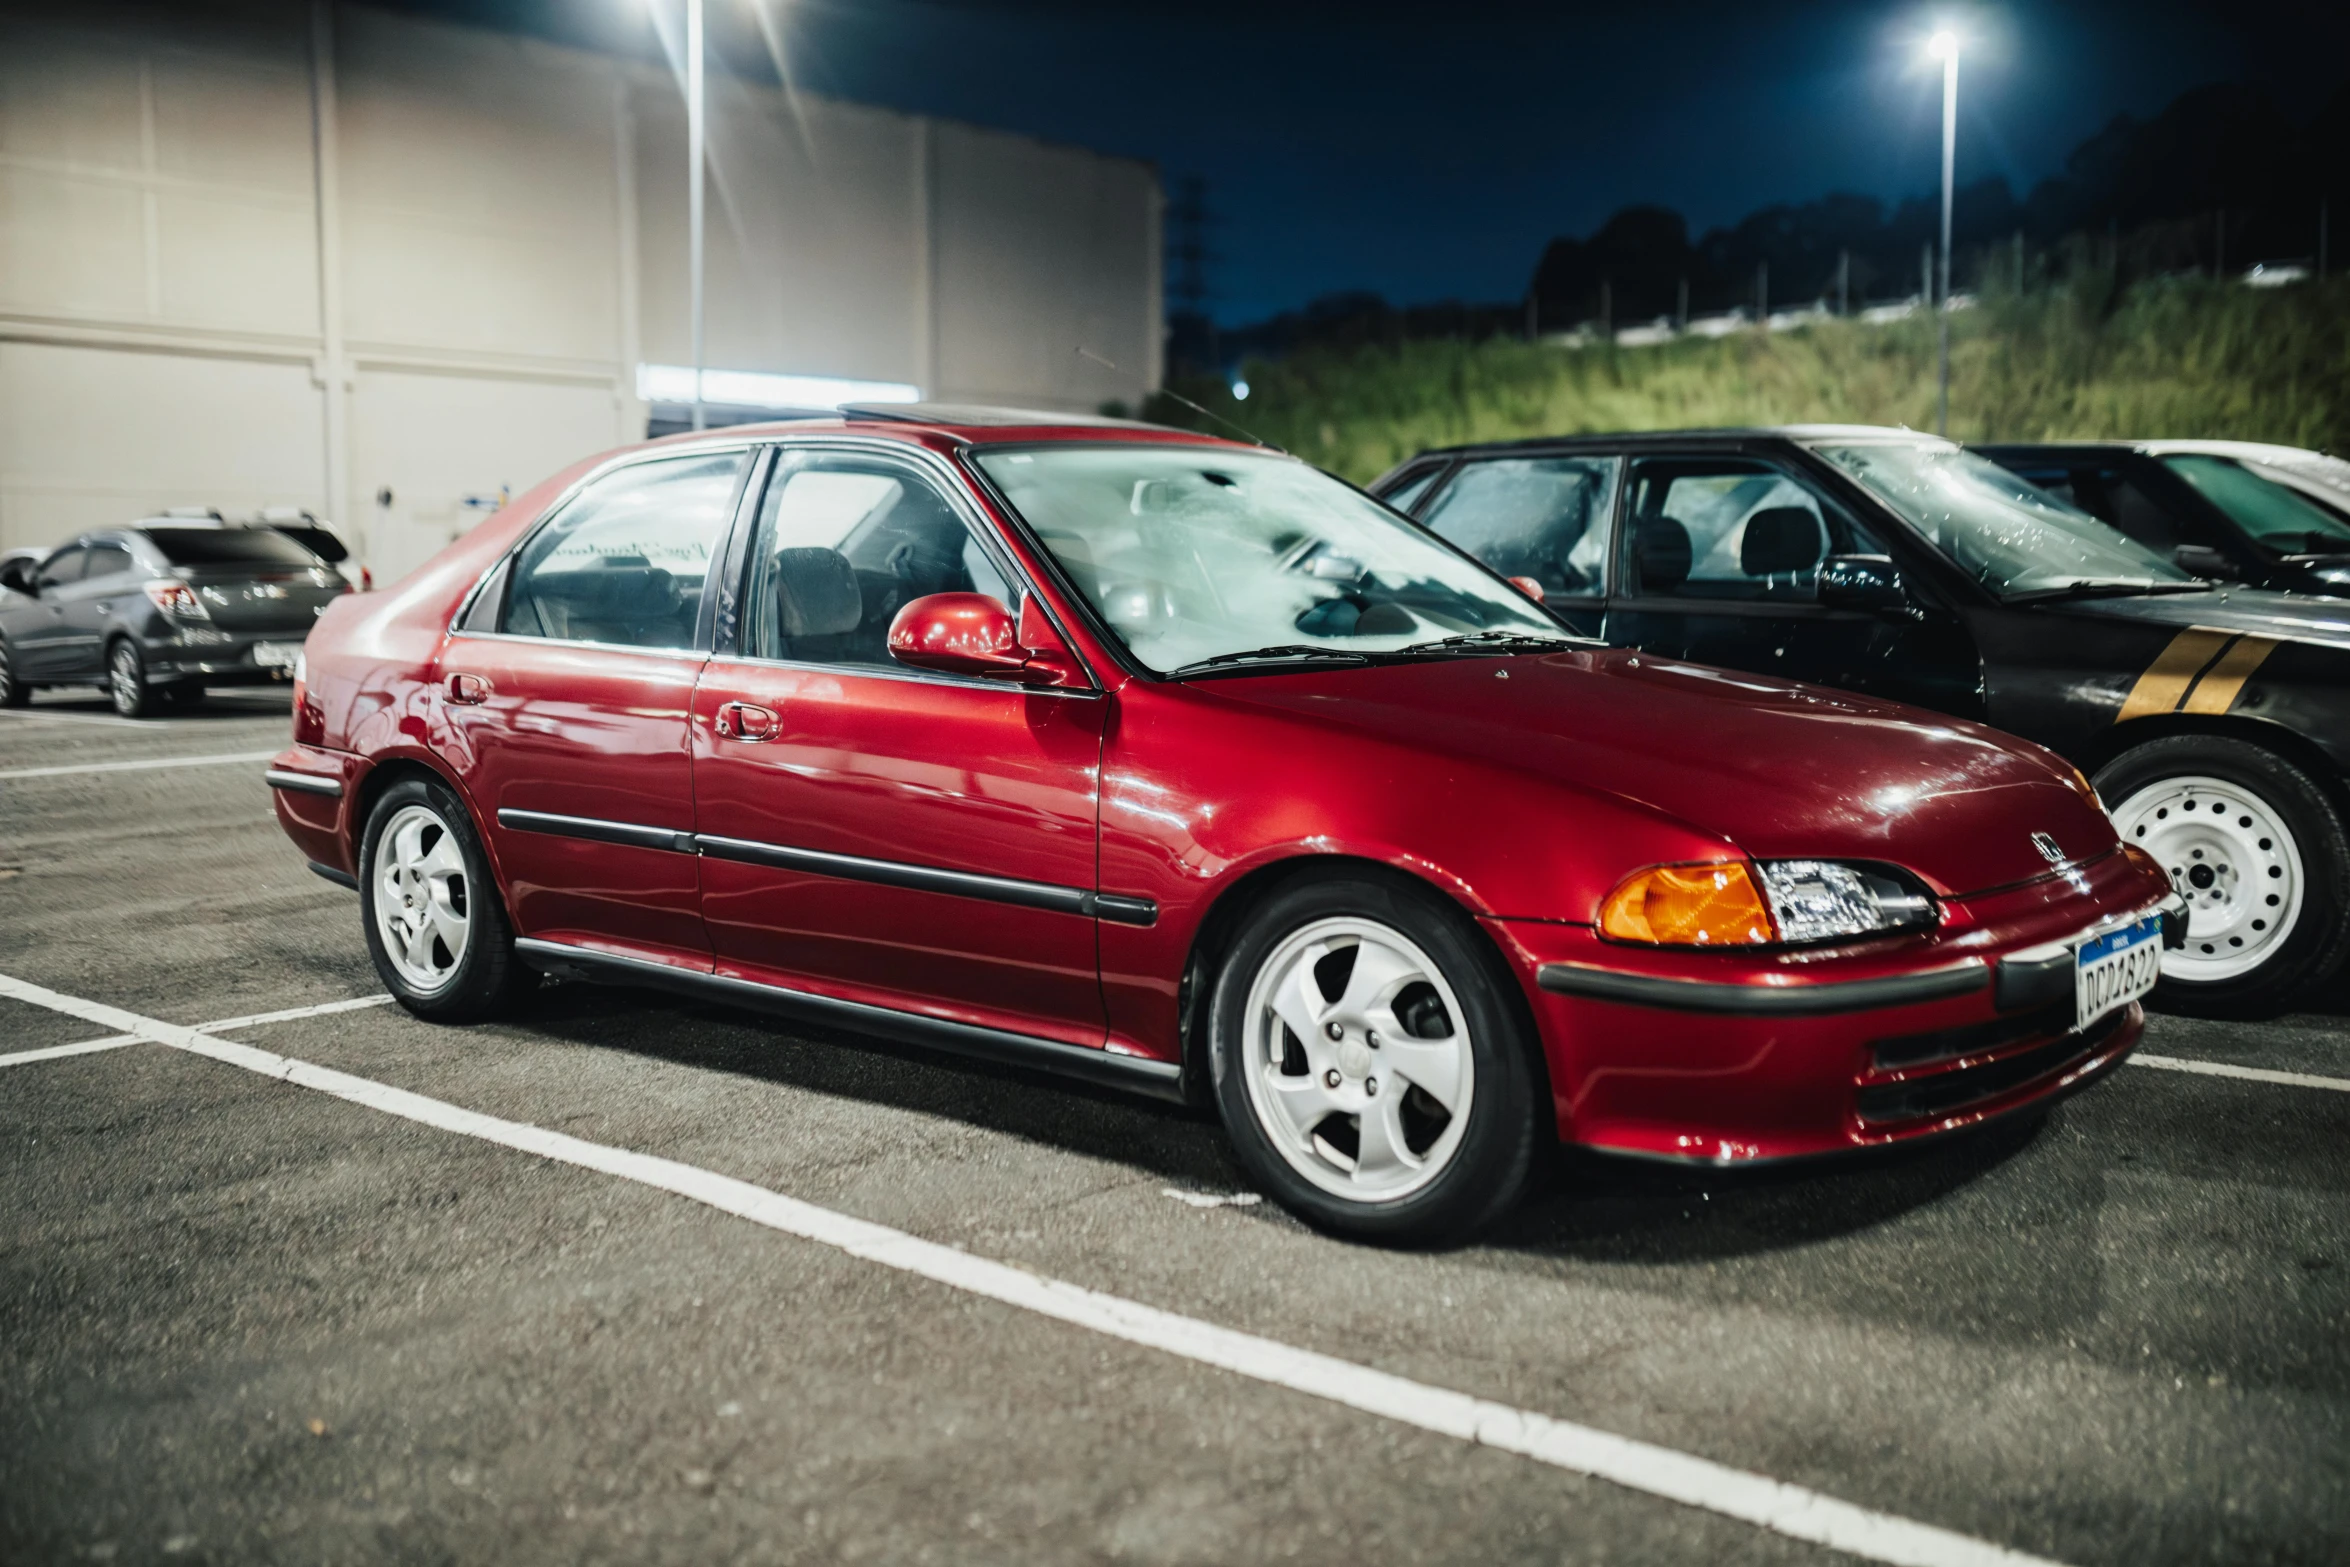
[2052,588,2350,650]
[1204,649,2114,899]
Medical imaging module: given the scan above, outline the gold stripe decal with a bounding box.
[2115,628,2235,722]
[2181,633,2282,715]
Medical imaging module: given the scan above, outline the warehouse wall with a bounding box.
[0,0,1162,584]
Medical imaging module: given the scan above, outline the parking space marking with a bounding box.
[2132,1052,2350,1093]
[0,750,280,781]
[0,970,2061,1567]
[0,708,171,730]
[197,994,392,1031]
[0,1033,143,1069]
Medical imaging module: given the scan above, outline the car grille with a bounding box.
[1856,1007,2127,1126]
[1870,998,2072,1070]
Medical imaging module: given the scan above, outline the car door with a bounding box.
[64,539,141,675]
[437,447,749,967]
[1602,451,1982,716]
[1410,454,1616,637]
[689,444,1109,1048]
[13,545,89,676]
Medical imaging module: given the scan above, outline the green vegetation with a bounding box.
[1149,275,2350,484]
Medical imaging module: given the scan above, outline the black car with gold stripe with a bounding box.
[1374,425,2350,1017]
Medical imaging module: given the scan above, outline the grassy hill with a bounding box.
[1149,274,2350,485]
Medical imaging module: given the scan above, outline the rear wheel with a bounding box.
[1210,872,1539,1244]
[108,639,159,719]
[2099,735,2350,1018]
[359,776,526,1022]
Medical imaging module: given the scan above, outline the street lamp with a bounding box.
[1927,28,1958,436]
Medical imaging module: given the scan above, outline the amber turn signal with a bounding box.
[1599,861,1777,946]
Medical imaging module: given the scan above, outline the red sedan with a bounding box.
[269,408,2181,1242]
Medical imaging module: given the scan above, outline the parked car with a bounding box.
[0,519,351,715]
[1373,426,2350,1017]
[1976,441,2350,598]
[253,507,372,592]
[269,408,2177,1241]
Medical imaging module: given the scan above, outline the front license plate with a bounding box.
[2075,914,2163,1031]
[252,641,302,669]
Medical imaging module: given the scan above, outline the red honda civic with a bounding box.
[268,407,2181,1242]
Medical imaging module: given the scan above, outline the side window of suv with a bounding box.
[501,453,743,649]
[741,451,1019,668]
[1417,456,1620,598]
[36,547,88,592]
[1621,457,1882,602]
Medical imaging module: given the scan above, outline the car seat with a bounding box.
[770,546,865,661]
[1739,506,1826,594]
[1633,515,1694,594]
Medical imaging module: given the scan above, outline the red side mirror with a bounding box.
[1508,575,1546,604]
[887,593,1079,686]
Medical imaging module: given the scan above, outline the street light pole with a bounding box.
[1930,30,1958,436]
[686,0,706,431]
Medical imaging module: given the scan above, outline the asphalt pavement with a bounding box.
[2,686,2345,1566]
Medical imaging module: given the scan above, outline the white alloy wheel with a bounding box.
[1238,915,1475,1204]
[2109,773,2304,983]
[372,802,474,993]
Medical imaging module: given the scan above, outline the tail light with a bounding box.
[142,580,210,619]
[361,565,374,592]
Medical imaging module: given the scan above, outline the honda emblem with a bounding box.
[2031,831,2064,864]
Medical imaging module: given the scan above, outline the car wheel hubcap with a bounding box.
[2110,773,2303,983]
[1240,916,1473,1204]
[110,648,139,712]
[373,804,472,992]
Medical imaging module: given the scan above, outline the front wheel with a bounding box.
[2099,735,2350,1018]
[0,640,27,707]
[1209,873,1540,1244]
[359,776,526,1022]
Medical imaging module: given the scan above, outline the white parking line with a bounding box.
[0,708,169,730]
[2131,1052,2350,1093]
[0,969,2059,1567]
[0,750,279,781]
[0,1033,143,1068]
[198,994,392,1031]
[0,997,390,1069]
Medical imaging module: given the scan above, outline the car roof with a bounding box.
[1978,439,2338,464]
[1408,423,1952,460]
[631,403,1257,458]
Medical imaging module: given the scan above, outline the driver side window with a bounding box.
[741,451,1019,668]
[37,546,88,592]
[1622,457,1881,602]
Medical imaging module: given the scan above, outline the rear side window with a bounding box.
[502,453,743,650]
[83,545,136,579]
[1418,457,1620,597]
[1622,456,1884,602]
[144,528,320,568]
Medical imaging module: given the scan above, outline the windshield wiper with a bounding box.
[1394,630,1591,656]
[2005,579,2217,603]
[1166,645,1375,678]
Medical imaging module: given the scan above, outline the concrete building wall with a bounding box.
[0,0,1161,583]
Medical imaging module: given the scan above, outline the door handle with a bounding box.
[714,701,779,741]
[446,672,493,705]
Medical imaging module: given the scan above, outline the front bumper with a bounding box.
[1485,848,2180,1163]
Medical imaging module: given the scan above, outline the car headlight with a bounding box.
[1599,859,1935,946]
[1754,860,1935,944]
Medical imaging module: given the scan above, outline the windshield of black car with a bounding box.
[2161,455,2350,555]
[1815,442,2197,597]
[144,527,324,568]
[971,445,1562,674]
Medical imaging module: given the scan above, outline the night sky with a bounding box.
[439,0,2350,324]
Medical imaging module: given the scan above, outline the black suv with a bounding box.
[1376,425,2350,1017]
[0,520,350,716]
[1977,441,2350,598]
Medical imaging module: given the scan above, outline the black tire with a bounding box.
[1208,871,1540,1244]
[0,640,27,707]
[107,638,158,719]
[2096,735,2350,1019]
[358,775,528,1022]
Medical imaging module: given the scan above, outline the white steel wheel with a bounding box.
[372,802,474,994]
[2110,773,2304,983]
[1238,915,1475,1204]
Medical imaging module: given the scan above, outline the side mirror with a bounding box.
[1507,575,1546,604]
[887,592,1081,686]
[1817,554,1907,611]
[2173,543,2242,581]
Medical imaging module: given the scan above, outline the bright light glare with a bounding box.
[1926,28,1959,59]
[636,364,921,409]
[1231,379,1251,401]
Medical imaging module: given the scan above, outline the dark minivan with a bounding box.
[0,520,350,715]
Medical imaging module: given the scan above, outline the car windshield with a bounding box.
[2161,454,2350,556]
[1814,441,2198,599]
[971,444,1565,675]
[144,527,323,568]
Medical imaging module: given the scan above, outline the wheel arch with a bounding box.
[1171,852,1555,1124]
[2082,714,2349,817]
[348,753,484,868]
